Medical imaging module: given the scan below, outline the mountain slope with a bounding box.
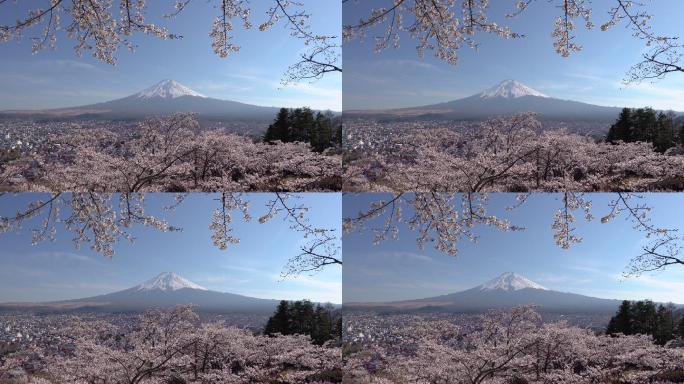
[346,272,624,314]
[676,115,684,127]
[0,80,282,124]
[0,272,281,314]
[347,80,624,123]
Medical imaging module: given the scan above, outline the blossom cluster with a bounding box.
[1,113,341,192]
[344,114,684,192]
[0,306,342,384]
[344,306,684,384]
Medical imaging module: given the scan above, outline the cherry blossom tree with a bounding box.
[1,306,342,383]
[344,114,684,193]
[0,0,341,83]
[0,192,341,277]
[344,306,684,383]
[1,113,341,192]
[343,0,682,82]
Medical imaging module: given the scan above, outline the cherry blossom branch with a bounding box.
[345,192,522,257]
[628,234,684,276]
[344,0,680,81]
[0,1,341,82]
[348,192,684,276]
[3,113,340,192]
[1,192,340,276]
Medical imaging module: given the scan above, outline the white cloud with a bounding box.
[369,59,442,71]
[374,251,435,263]
[31,251,97,264]
[34,59,99,72]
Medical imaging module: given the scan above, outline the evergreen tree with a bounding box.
[264,300,291,335]
[310,112,333,152]
[607,300,633,335]
[606,108,678,152]
[630,300,657,335]
[312,304,333,345]
[333,123,342,148]
[263,108,340,152]
[679,315,684,338]
[607,108,633,143]
[289,299,315,335]
[653,304,675,345]
[332,316,343,340]
[264,300,339,345]
[679,121,684,147]
[607,300,677,345]
[632,108,658,143]
[291,108,315,143]
[264,108,290,143]
[653,112,676,153]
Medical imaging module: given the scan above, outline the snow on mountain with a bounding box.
[135,79,206,99]
[478,80,549,99]
[345,79,628,129]
[477,272,548,291]
[0,80,294,128]
[135,272,208,292]
[344,272,630,315]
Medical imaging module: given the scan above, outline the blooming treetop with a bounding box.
[0,305,342,383]
[344,306,684,384]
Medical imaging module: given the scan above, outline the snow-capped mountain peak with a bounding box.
[135,79,206,99]
[478,80,549,99]
[478,272,548,291]
[135,272,208,292]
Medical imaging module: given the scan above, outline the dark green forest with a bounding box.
[263,300,342,345]
[263,108,342,152]
[606,108,684,153]
[606,300,684,345]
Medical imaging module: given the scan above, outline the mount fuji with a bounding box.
[0,272,282,314]
[348,79,626,125]
[134,79,208,99]
[477,80,550,99]
[133,271,209,292]
[0,79,282,126]
[346,272,625,314]
[477,272,549,291]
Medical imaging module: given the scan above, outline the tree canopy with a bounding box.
[264,300,341,346]
[264,108,342,153]
[607,108,683,153]
[607,300,681,346]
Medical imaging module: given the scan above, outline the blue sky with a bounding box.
[343,193,684,304]
[0,193,341,303]
[343,1,684,110]
[0,1,340,110]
